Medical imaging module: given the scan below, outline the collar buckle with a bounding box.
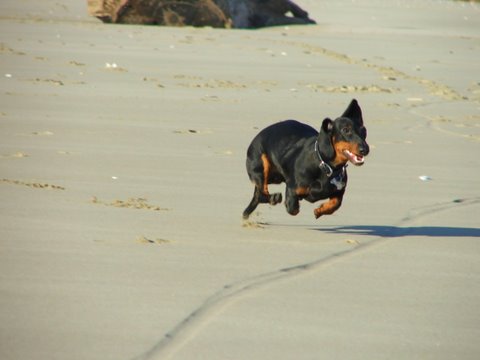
[319,161,333,177]
[315,140,333,177]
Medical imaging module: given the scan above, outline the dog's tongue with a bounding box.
[343,149,365,165]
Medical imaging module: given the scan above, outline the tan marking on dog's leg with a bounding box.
[314,195,343,219]
[295,186,310,196]
[261,153,270,195]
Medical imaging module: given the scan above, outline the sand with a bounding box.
[1,0,479,359]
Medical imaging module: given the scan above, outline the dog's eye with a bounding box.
[342,127,352,136]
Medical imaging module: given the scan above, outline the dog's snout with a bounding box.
[359,143,369,156]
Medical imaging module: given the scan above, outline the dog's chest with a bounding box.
[329,169,347,190]
[301,167,347,202]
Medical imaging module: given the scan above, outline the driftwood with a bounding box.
[87,0,316,29]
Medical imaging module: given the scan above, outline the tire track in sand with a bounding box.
[133,197,480,360]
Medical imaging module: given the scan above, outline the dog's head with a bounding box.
[317,99,369,166]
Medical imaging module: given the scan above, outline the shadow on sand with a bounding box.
[315,225,480,238]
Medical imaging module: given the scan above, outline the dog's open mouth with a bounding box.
[343,149,365,166]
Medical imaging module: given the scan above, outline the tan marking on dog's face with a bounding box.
[332,139,361,166]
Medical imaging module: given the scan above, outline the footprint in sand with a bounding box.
[0,152,29,159]
[136,235,172,245]
[173,129,213,135]
[1,178,65,190]
[90,196,170,211]
[303,84,398,94]
[30,78,64,86]
[32,130,54,136]
[242,220,266,229]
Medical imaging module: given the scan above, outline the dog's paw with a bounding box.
[269,193,282,205]
[287,207,300,216]
[314,208,323,219]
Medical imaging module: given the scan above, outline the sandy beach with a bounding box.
[1,0,479,359]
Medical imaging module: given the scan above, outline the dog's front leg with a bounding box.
[314,194,343,219]
[285,186,300,215]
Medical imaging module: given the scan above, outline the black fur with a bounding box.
[243,99,369,219]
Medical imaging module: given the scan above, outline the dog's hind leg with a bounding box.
[243,153,282,219]
[243,186,283,219]
[243,186,263,219]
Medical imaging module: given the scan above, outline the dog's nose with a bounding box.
[359,144,369,156]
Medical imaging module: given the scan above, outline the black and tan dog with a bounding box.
[243,99,369,220]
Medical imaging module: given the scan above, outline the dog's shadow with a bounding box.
[314,225,480,238]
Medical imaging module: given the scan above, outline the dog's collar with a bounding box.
[314,140,334,177]
[314,140,347,178]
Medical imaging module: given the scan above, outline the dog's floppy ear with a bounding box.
[342,99,363,126]
[317,117,335,160]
